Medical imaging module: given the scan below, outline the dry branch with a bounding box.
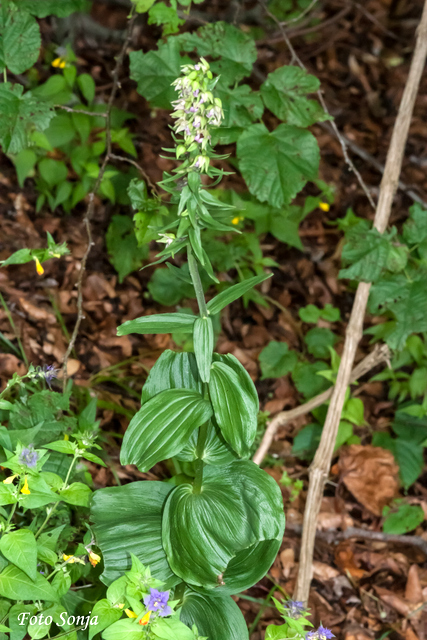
[62,13,137,388]
[294,0,427,602]
[252,344,390,466]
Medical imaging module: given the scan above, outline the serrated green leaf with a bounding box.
[91,481,179,587]
[0,530,37,581]
[237,123,319,208]
[148,2,185,35]
[383,503,424,535]
[305,327,337,359]
[120,389,213,471]
[0,5,40,75]
[394,438,424,489]
[180,590,248,640]
[259,341,298,379]
[402,203,427,245]
[130,39,186,109]
[0,564,59,602]
[208,357,258,457]
[193,317,214,383]
[340,227,394,282]
[162,461,285,594]
[118,313,196,336]
[261,66,329,126]
[217,85,264,128]
[207,273,271,315]
[0,84,54,154]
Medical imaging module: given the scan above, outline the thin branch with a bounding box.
[295,0,427,602]
[279,0,319,26]
[62,12,137,388]
[56,105,107,118]
[109,153,159,195]
[252,344,390,466]
[259,0,376,209]
[285,523,427,557]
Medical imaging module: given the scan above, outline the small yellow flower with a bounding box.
[319,202,330,212]
[63,434,69,441]
[63,554,75,563]
[125,609,137,619]
[139,612,151,626]
[52,57,66,69]
[89,551,101,567]
[3,474,18,485]
[34,257,44,276]
[115,603,125,610]
[21,477,31,495]
[231,216,244,225]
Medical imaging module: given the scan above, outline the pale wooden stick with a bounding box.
[252,344,390,466]
[294,0,427,602]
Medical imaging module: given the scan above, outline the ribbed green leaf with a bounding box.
[118,313,196,336]
[162,461,285,595]
[207,273,272,315]
[180,590,248,640]
[121,389,212,471]
[91,481,179,587]
[19,0,89,17]
[0,530,37,581]
[0,565,59,602]
[0,6,40,75]
[193,317,214,383]
[175,419,237,466]
[209,355,258,457]
[141,350,202,403]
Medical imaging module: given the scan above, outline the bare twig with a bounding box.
[109,153,159,195]
[259,0,376,209]
[279,0,319,26]
[62,12,137,388]
[285,523,427,557]
[295,0,427,602]
[252,344,390,466]
[56,105,107,118]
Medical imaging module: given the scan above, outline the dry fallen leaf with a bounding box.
[280,547,295,579]
[338,445,399,515]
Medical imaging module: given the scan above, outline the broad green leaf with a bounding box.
[8,603,37,640]
[176,419,237,466]
[118,313,196,336]
[265,624,289,640]
[0,5,40,75]
[217,85,263,128]
[162,461,285,594]
[177,22,257,84]
[102,618,144,640]
[208,356,258,457]
[261,66,329,127]
[259,341,298,379]
[334,421,354,451]
[130,39,186,109]
[18,475,60,510]
[77,73,96,103]
[19,0,89,17]
[60,482,92,507]
[0,530,37,581]
[36,544,57,566]
[44,441,76,455]
[193,317,214,383]
[180,590,248,640]
[91,481,179,587]
[148,2,185,36]
[106,215,148,283]
[88,599,123,640]
[402,203,427,245]
[132,0,156,12]
[292,361,330,399]
[0,84,54,154]
[0,565,59,602]
[121,389,212,471]
[292,423,322,460]
[207,273,272,315]
[383,503,424,535]
[50,571,71,598]
[12,148,37,187]
[141,350,202,403]
[394,439,424,489]
[151,616,194,640]
[148,267,195,306]
[340,227,395,282]
[0,485,17,506]
[237,123,319,208]
[38,158,68,188]
[305,328,337,359]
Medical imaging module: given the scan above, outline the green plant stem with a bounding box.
[5,478,22,528]
[248,584,276,635]
[187,245,208,318]
[35,455,78,539]
[0,292,28,366]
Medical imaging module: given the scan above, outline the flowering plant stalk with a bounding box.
[265,598,334,640]
[91,59,286,640]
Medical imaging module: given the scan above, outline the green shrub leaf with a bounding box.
[0,5,40,75]
[207,273,271,315]
[0,565,59,602]
[118,313,196,336]
[259,341,298,379]
[0,530,37,581]
[193,317,214,383]
[237,123,319,208]
[180,590,249,640]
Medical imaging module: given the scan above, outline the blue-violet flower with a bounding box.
[143,588,172,617]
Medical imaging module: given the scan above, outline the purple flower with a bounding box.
[143,589,171,617]
[185,126,191,135]
[190,106,198,113]
[194,64,200,70]
[207,109,215,118]
[194,134,203,143]
[35,364,59,388]
[306,627,335,640]
[193,89,199,96]
[19,445,39,469]
[283,600,306,619]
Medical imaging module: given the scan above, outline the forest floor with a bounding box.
[0,0,427,639]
